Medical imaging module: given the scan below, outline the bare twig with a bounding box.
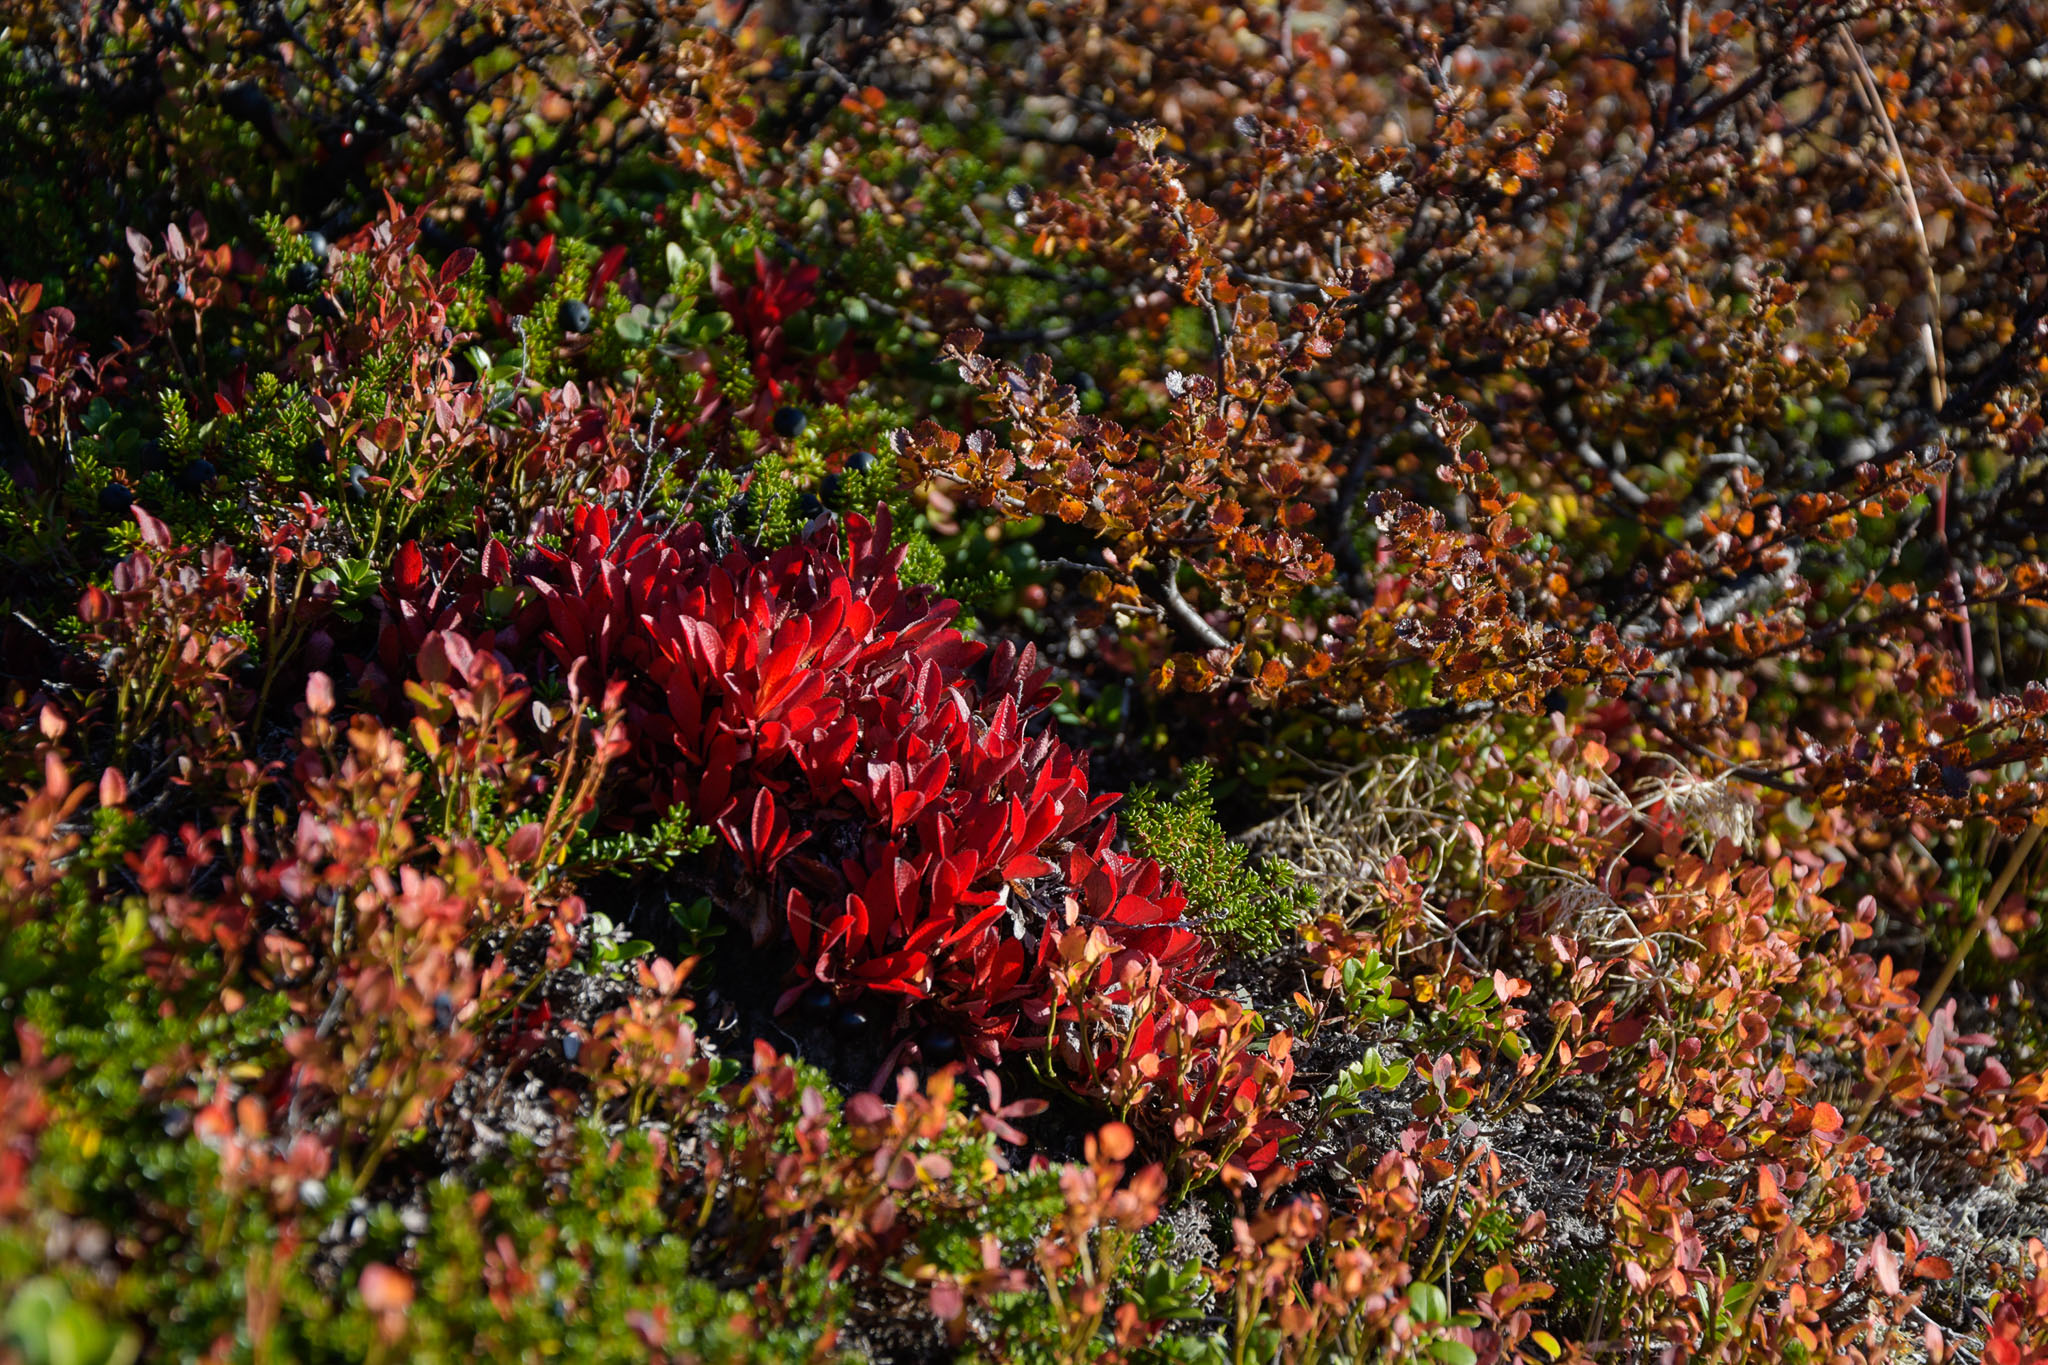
[1157,557,1231,652]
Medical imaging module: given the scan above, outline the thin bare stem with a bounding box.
[1158,557,1231,652]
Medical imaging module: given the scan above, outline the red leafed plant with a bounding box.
[697,247,875,430]
[380,506,1297,1164]
[1980,1239,2048,1365]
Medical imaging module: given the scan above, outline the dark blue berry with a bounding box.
[135,440,166,472]
[433,991,455,1032]
[312,291,346,321]
[284,261,322,294]
[556,299,592,334]
[773,406,808,439]
[220,82,273,127]
[834,1006,869,1032]
[561,1033,582,1063]
[798,492,826,519]
[800,984,836,1017]
[921,1029,959,1063]
[303,231,329,260]
[848,449,877,473]
[98,482,132,514]
[180,459,216,491]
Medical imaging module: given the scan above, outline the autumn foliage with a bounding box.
[3,0,2048,1362]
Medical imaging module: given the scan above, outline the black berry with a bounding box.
[180,459,216,491]
[800,984,836,1017]
[312,291,346,321]
[135,440,166,472]
[98,482,132,514]
[220,82,273,127]
[773,406,808,439]
[284,261,322,294]
[556,299,592,334]
[834,1006,869,1033]
[921,1029,959,1063]
[303,231,329,260]
[799,492,826,519]
[848,449,877,473]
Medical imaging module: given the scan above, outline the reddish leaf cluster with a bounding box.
[698,247,874,430]
[380,506,1297,1160]
[0,279,122,488]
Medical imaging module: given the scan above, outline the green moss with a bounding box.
[1124,764,1312,957]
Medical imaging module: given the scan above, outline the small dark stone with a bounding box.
[561,1033,582,1063]
[848,449,877,473]
[1234,113,1263,141]
[346,464,370,501]
[180,459,216,491]
[1005,184,1032,213]
[921,1029,959,1063]
[556,298,592,334]
[98,482,133,514]
[800,984,836,1017]
[284,261,322,294]
[772,406,808,439]
[834,1005,869,1033]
